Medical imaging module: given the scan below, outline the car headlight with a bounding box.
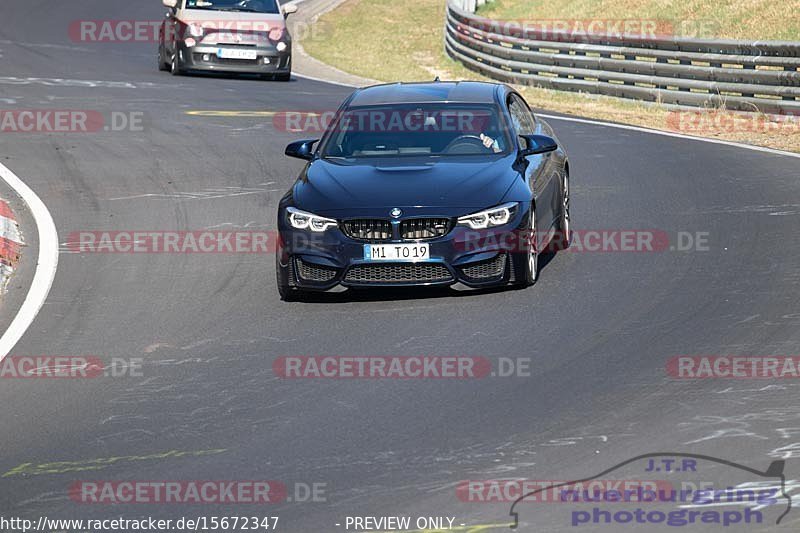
[269,27,285,41]
[188,23,204,38]
[457,202,518,229]
[287,207,338,232]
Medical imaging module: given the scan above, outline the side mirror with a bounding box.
[519,134,558,157]
[282,2,298,17]
[285,139,319,161]
[162,0,178,8]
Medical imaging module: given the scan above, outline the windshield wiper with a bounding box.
[215,7,262,12]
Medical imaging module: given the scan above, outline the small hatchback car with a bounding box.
[158,0,297,80]
[276,81,570,300]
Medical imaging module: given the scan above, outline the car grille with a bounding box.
[295,258,338,283]
[214,57,261,66]
[341,219,392,241]
[344,263,453,284]
[203,41,259,49]
[341,218,452,241]
[192,53,261,66]
[400,218,451,240]
[459,254,507,281]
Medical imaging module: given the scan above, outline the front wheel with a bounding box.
[553,171,571,250]
[274,71,291,82]
[511,206,538,287]
[170,52,185,76]
[158,45,169,71]
[277,279,299,302]
[276,253,305,302]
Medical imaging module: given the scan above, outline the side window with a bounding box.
[518,95,537,131]
[508,95,534,136]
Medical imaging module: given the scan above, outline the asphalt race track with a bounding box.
[1,1,800,531]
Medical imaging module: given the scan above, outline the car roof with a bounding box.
[346,81,508,107]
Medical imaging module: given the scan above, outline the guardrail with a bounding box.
[449,0,494,13]
[444,0,800,113]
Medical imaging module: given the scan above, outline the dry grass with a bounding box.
[515,89,800,152]
[303,0,450,82]
[479,0,800,41]
[302,0,800,152]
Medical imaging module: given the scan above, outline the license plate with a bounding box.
[364,244,430,261]
[217,48,257,60]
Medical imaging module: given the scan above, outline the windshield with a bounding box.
[320,103,512,158]
[184,0,281,13]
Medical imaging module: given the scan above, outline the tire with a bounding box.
[158,46,169,71]
[274,71,291,82]
[277,280,298,302]
[276,253,303,302]
[554,171,571,250]
[511,205,538,287]
[170,52,185,76]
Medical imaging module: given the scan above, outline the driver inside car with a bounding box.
[479,133,501,153]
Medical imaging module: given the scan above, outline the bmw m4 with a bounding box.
[276,81,570,300]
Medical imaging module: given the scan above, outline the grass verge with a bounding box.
[301,0,800,153]
[478,0,800,41]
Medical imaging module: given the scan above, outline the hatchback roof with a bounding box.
[347,81,505,107]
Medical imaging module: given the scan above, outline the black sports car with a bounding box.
[276,81,570,300]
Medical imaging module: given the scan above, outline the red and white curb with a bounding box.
[0,162,57,361]
[0,198,24,294]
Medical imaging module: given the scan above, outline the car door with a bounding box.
[508,94,556,252]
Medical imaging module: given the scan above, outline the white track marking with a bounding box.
[0,163,59,361]
[535,113,800,160]
[293,72,370,88]
[0,76,163,89]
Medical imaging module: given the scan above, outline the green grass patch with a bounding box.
[478,0,800,41]
[300,0,800,152]
[303,0,470,82]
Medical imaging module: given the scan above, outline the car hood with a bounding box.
[178,9,286,27]
[292,155,519,215]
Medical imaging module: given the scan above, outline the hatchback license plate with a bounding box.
[364,244,430,261]
[217,48,257,60]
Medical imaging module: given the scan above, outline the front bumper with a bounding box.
[277,213,530,291]
[178,43,291,74]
